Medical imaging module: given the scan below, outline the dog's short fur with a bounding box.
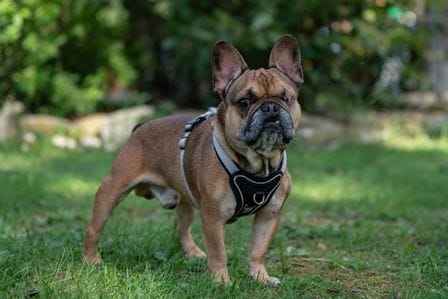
[84,35,303,286]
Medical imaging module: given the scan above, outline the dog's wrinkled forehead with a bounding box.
[227,68,297,101]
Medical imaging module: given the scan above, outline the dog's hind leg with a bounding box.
[175,198,206,258]
[84,141,142,264]
[83,174,132,264]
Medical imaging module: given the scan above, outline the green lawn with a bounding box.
[1,127,447,297]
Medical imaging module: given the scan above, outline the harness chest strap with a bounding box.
[212,133,286,223]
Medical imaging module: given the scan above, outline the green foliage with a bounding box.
[0,0,436,115]
[0,0,135,116]
[127,0,433,110]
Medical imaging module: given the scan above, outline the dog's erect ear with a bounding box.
[212,41,248,98]
[269,35,303,85]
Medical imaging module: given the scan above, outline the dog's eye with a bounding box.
[282,94,289,103]
[237,98,250,109]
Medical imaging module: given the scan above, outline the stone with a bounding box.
[0,100,24,142]
[70,113,108,138]
[20,114,69,134]
[100,105,154,151]
[80,135,102,149]
[298,114,345,143]
[400,91,438,110]
[22,132,37,144]
[51,134,77,150]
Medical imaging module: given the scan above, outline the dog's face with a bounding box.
[212,35,303,156]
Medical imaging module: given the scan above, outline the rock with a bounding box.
[400,91,439,110]
[70,113,108,138]
[20,114,69,134]
[0,100,24,142]
[80,135,102,149]
[100,105,154,151]
[17,105,153,150]
[20,132,37,153]
[22,132,37,144]
[356,130,380,143]
[51,134,77,150]
[298,114,345,143]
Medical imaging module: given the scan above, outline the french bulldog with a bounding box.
[84,35,303,286]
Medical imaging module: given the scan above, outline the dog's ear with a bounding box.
[212,41,248,98]
[269,35,303,85]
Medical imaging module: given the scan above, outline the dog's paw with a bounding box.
[186,247,206,259]
[212,269,231,286]
[84,253,102,265]
[250,265,281,287]
[262,276,281,287]
[214,277,231,286]
[252,274,281,287]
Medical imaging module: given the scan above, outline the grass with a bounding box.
[1,122,448,298]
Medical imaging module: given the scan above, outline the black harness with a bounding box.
[179,109,286,223]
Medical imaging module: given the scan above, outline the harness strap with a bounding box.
[179,108,217,208]
[212,133,239,174]
[179,147,199,208]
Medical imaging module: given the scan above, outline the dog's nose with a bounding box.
[261,102,279,119]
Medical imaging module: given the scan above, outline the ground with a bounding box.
[0,112,447,297]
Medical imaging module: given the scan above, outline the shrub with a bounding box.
[0,0,436,116]
[0,0,135,116]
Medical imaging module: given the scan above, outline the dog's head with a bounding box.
[212,35,303,156]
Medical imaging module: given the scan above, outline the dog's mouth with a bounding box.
[241,105,294,149]
[266,119,280,125]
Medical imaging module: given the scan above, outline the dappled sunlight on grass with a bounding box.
[376,119,448,151]
[287,135,448,210]
[291,176,363,202]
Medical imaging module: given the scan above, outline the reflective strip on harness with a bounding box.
[179,108,217,208]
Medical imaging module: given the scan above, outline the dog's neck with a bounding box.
[215,106,284,177]
[240,148,284,176]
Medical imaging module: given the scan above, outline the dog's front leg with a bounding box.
[200,205,229,284]
[249,209,282,286]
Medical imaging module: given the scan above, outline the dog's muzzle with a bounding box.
[241,101,294,147]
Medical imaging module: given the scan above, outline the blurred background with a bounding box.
[0,0,448,148]
[1,2,448,296]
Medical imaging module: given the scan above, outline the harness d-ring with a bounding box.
[253,192,266,205]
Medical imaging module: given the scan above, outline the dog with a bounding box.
[84,35,303,286]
